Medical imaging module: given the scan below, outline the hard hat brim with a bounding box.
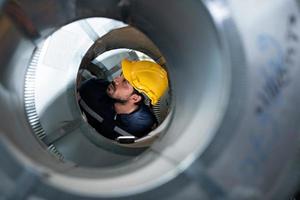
[121,59,133,84]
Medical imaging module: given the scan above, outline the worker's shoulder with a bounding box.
[129,104,156,124]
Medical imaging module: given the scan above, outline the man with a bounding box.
[78,59,168,141]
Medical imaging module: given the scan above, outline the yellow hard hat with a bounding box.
[121,59,168,105]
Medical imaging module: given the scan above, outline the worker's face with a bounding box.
[106,75,136,103]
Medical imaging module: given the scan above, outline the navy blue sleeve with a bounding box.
[118,105,157,138]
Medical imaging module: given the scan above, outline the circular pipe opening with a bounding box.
[27,18,173,168]
[1,1,231,197]
[77,47,172,147]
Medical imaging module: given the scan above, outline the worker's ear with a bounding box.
[131,94,142,103]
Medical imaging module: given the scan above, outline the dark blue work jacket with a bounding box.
[78,78,156,140]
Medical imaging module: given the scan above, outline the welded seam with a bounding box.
[78,20,99,42]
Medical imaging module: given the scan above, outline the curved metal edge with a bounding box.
[200,0,249,167]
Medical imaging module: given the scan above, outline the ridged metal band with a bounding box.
[24,46,46,140]
[24,44,64,160]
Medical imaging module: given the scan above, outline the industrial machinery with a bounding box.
[0,0,300,199]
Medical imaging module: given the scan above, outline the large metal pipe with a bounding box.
[0,0,300,199]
